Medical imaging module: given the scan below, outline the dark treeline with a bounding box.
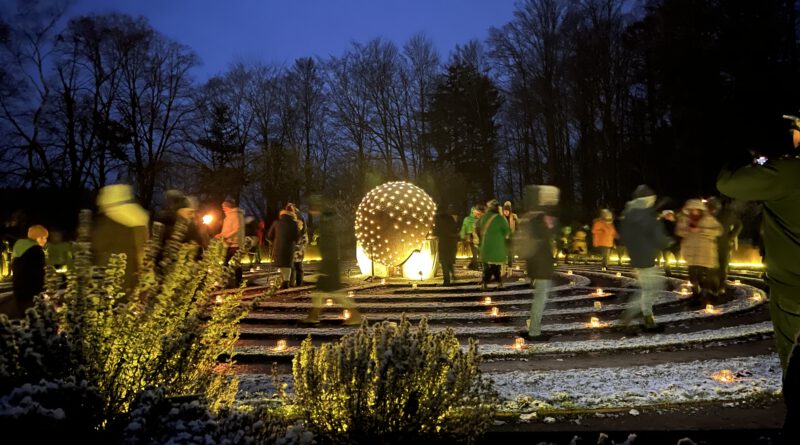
[2,0,799,226]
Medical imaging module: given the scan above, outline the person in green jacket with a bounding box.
[717,114,800,376]
[477,199,511,290]
[460,205,485,270]
[11,225,48,318]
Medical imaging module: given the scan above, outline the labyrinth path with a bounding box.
[225,260,782,431]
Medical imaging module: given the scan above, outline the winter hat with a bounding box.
[600,209,613,221]
[97,184,149,228]
[632,184,656,199]
[222,196,237,207]
[683,199,707,212]
[503,201,512,210]
[486,199,500,211]
[27,224,48,240]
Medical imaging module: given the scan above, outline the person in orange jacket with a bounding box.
[592,209,618,271]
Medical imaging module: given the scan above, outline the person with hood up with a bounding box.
[502,201,520,275]
[217,197,245,286]
[10,224,48,317]
[460,205,485,270]
[592,209,618,271]
[619,184,670,332]
[268,204,300,289]
[676,199,723,306]
[92,184,149,293]
[477,199,511,290]
[433,204,460,286]
[519,185,560,340]
[288,203,308,287]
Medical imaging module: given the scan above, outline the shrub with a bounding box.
[292,316,497,444]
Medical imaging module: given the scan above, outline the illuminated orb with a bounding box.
[355,181,436,267]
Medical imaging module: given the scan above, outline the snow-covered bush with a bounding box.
[0,378,105,442]
[115,387,314,445]
[292,315,497,444]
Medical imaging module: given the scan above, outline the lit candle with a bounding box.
[752,294,763,302]
[215,295,224,304]
[347,291,355,298]
[326,298,334,307]
[589,316,601,328]
[733,280,741,285]
[593,288,605,296]
[711,369,734,383]
[567,270,573,275]
[594,301,602,310]
[343,309,351,320]
[615,272,622,277]
[490,307,500,317]
[275,339,287,351]
[381,278,386,285]
[514,337,526,351]
[483,296,492,305]
[202,214,213,225]
[679,288,691,296]
[412,283,418,289]
[705,304,718,314]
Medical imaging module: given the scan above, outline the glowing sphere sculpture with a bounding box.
[355,181,436,266]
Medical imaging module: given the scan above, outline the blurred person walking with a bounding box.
[301,197,361,325]
[520,185,560,340]
[658,210,681,276]
[706,197,742,293]
[92,184,149,293]
[502,201,519,275]
[288,203,308,287]
[460,205,485,270]
[619,185,670,332]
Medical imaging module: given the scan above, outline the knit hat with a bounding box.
[486,199,500,211]
[632,184,656,199]
[27,224,48,240]
[683,199,707,212]
[503,201,512,210]
[97,184,149,228]
[222,196,237,207]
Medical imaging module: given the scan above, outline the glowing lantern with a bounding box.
[679,288,691,296]
[752,294,763,302]
[490,307,500,317]
[343,309,351,320]
[482,296,492,305]
[412,283,418,289]
[615,272,622,277]
[589,317,602,328]
[326,298,334,307]
[592,288,607,297]
[354,181,436,268]
[275,340,287,352]
[347,291,355,298]
[514,337,526,351]
[733,280,742,285]
[381,278,387,285]
[567,270,573,275]
[711,369,735,383]
[705,304,720,314]
[594,301,602,310]
[215,295,224,304]
[202,214,213,225]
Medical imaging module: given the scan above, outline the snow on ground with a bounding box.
[493,354,782,411]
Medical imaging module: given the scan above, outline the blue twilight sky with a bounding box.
[66,0,519,80]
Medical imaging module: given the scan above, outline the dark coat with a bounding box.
[519,211,556,279]
[92,214,148,292]
[620,200,670,268]
[316,209,341,292]
[12,239,45,309]
[267,211,299,268]
[433,212,460,265]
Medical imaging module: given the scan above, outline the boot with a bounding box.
[642,314,664,333]
[280,281,289,290]
[300,307,321,325]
